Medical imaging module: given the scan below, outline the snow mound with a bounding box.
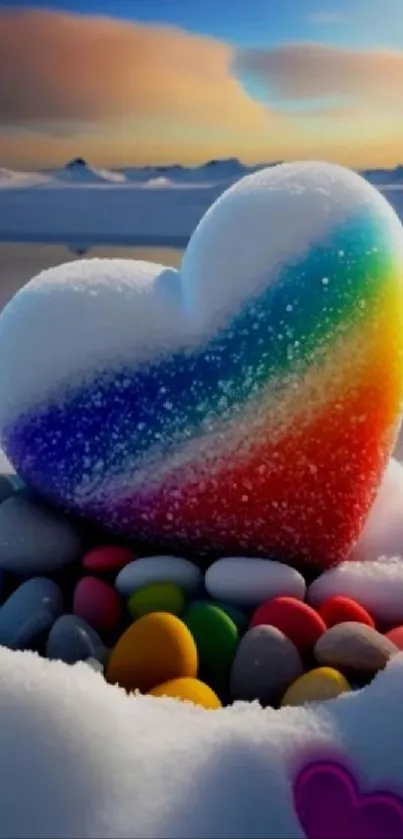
[1,645,403,838]
[308,556,403,624]
[0,168,50,188]
[351,458,403,562]
[143,176,175,188]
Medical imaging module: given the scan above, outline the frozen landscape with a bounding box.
[1,156,403,250]
[1,156,403,311]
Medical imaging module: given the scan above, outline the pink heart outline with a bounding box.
[293,760,403,839]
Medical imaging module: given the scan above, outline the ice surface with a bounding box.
[0,161,403,248]
[0,644,403,838]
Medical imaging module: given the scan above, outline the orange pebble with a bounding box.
[149,677,221,709]
[106,612,198,693]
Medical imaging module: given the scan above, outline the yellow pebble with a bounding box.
[149,677,222,709]
[106,612,198,693]
[281,667,350,707]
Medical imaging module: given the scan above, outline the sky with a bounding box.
[0,0,403,169]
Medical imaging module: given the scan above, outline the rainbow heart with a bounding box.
[1,161,403,567]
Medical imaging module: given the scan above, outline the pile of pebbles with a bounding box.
[0,470,402,710]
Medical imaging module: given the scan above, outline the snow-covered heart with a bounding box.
[2,646,403,838]
[1,161,403,568]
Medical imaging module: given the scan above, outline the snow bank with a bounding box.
[351,457,403,562]
[0,644,402,838]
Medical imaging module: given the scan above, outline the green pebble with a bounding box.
[127,582,186,619]
[183,602,239,695]
[192,599,248,634]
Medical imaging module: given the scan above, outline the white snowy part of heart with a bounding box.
[0,161,401,426]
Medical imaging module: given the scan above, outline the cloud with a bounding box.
[235,43,403,109]
[0,8,279,135]
[0,8,402,169]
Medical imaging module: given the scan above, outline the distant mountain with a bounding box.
[53,157,127,184]
[360,164,403,186]
[121,157,269,185]
[1,157,403,191]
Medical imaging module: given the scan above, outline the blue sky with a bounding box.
[3,0,403,49]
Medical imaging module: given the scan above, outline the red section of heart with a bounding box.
[122,378,396,567]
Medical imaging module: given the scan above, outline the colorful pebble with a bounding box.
[205,557,306,608]
[115,556,202,597]
[106,612,198,693]
[73,576,123,633]
[314,622,399,674]
[0,475,13,504]
[385,626,403,650]
[82,545,134,573]
[0,495,82,574]
[0,577,63,650]
[230,625,303,705]
[148,677,221,709]
[183,602,239,694]
[250,596,326,653]
[127,582,186,619]
[46,614,107,665]
[317,595,375,629]
[192,599,249,633]
[281,667,351,707]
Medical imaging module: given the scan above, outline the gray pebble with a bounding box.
[230,625,304,705]
[0,476,13,505]
[46,614,107,665]
[0,577,63,650]
[314,622,399,674]
[0,495,82,573]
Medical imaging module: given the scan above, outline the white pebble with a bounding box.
[115,556,203,597]
[308,557,403,624]
[205,557,306,608]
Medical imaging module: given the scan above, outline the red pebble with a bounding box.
[250,596,326,652]
[73,576,123,633]
[318,595,375,629]
[82,545,134,574]
[385,626,403,650]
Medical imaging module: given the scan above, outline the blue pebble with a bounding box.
[0,577,63,650]
[46,614,107,665]
[0,476,13,504]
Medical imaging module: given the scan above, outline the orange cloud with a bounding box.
[235,43,403,108]
[0,10,402,169]
[0,8,276,133]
